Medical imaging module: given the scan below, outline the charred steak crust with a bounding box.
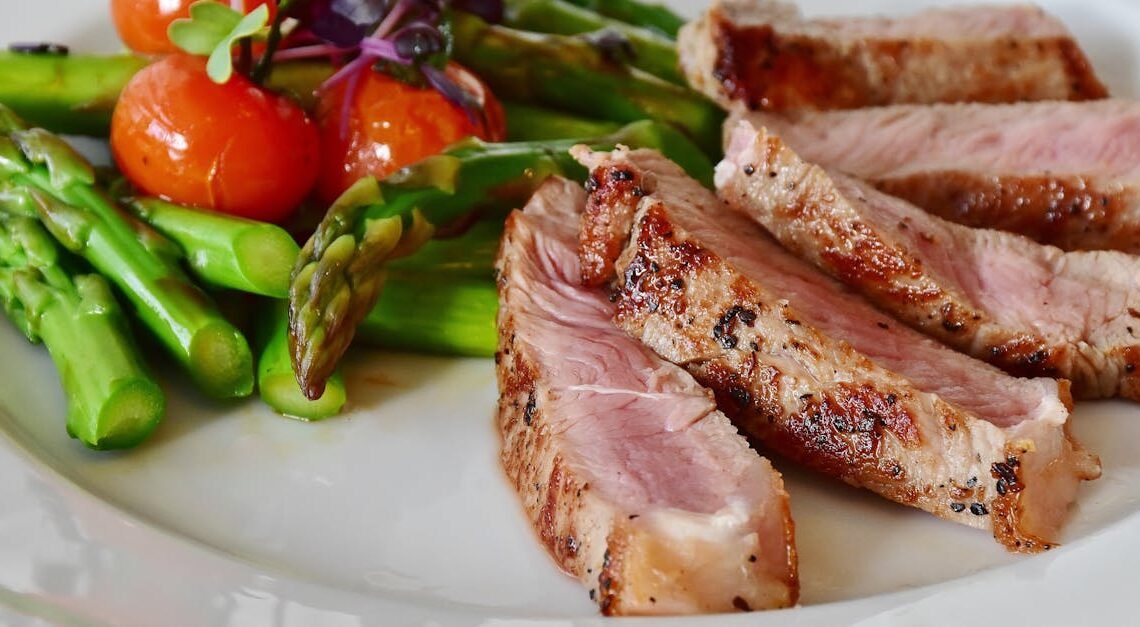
[616,200,1034,546]
[579,165,654,287]
[620,208,922,489]
[718,121,1140,400]
[496,179,798,615]
[740,101,1140,255]
[576,148,1098,553]
[874,173,1137,253]
[680,0,1107,112]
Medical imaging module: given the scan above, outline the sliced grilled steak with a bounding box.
[573,146,1099,552]
[680,0,1107,111]
[496,178,797,615]
[718,120,1140,401]
[734,102,1140,253]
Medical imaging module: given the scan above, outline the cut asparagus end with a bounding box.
[27,271,166,449]
[129,197,302,298]
[258,299,346,420]
[189,321,255,399]
[70,377,165,450]
[258,370,347,421]
[233,225,301,298]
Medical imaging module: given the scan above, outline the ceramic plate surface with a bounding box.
[2,1,1140,625]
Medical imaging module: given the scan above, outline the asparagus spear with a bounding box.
[128,197,300,298]
[0,215,164,449]
[0,51,148,136]
[502,0,683,84]
[503,101,621,142]
[258,300,347,420]
[362,218,501,356]
[0,52,332,136]
[561,0,687,38]
[289,120,713,398]
[0,107,254,399]
[262,217,505,419]
[357,273,498,358]
[450,13,724,157]
[387,218,501,278]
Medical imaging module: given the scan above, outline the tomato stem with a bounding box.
[238,37,253,77]
[250,0,298,84]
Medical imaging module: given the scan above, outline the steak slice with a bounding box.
[719,120,1140,400]
[680,0,1107,112]
[737,101,1140,253]
[573,146,1099,552]
[495,178,797,615]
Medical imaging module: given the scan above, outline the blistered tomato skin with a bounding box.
[110,0,277,55]
[315,62,506,205]
[111,54,319,223]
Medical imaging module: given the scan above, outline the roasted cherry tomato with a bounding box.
[111,53,319,223]
[314,62,506,204]
[111,0,277,55]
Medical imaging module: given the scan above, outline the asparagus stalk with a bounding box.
[450,13,724,157]
[262,218,503,418]
[561,0,686,38]
[0,51,148,136]
[0,52,332,136]
[289,120,713,398]
[357,273,498,357]
[0,215,164,449]
[503,101,621,142]
[0,107,254,399]
[363,219,501,356]
[128,197,300,298]
[387,218,501,278]
[502,0,683,84]
[257,300,347,420]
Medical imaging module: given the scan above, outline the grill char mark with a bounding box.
[876,173,1134,253]
[696,0,1107,112]
[582,148,1099,554]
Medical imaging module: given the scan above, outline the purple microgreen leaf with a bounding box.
[300,0,390,47]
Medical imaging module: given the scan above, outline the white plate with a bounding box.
[3,1,1140,625]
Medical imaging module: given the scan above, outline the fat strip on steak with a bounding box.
[495,178,797,615]
[572,146,1099,552]
[735,102,1140,253]
[719,120,1140,401]
[680,0,1106,111]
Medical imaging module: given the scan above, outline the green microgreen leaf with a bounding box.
[168,1,271,84]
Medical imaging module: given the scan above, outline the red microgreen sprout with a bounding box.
[276,0,502,134]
